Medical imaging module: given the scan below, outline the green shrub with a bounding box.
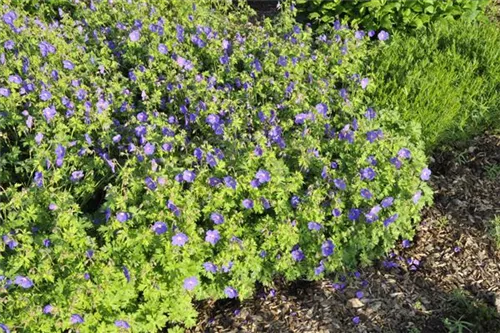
[0,1,432,331]
[296,0,489,31]
[366,18,500,149]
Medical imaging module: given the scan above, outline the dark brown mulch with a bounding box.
[188,133,500,333]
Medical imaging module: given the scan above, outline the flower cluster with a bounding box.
[0,1,432,332]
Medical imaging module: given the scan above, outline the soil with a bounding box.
[188,133,500,332]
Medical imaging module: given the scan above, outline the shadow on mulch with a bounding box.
[187,133,500,333]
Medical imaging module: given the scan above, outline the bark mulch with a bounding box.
[188,133,500,333]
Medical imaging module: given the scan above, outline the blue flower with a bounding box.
[172,232,188,246]
[176,24,184,42]
[203,262,217,273]
[348,208,361,221]
[261,197,271,209]
[0,324,10,333]
[224,286,238,298]
[129,30,141,41]
[315,103,328,117]
[182,170,196,182]
[144,142,155,156]
[43,304,54,314]
[183,276,198,291]
[291,248,305,261]
[123,266,130,282]
[333,179,346,190]
[255,169,271,183]
[412,190,422,204]
[167,200,181,216]
[116,212,130,223]
[381,197,394,208]
[115,320,130,329]
[145,177,157,191]
[0,88,10,97]
[361,78,369,89]
[8,75,22,84]
[43,105,57,123]
[360,167,376,181]
[151,221,167,235]
[390,157,402,169]
[242,199,254,209]
[158,43,168,54]
[378,30,390,41]
[63,60,75,70]
[332,208,341,217]
[308,222,322,231]
[420,168,431,181]
[34,171,43,188]
[205,230,220,245]
[383,214,399,227]
[209,212,225,225]
[70,171,84,182]
[3,11,17,25]
[365,107,376,120]
[39,41,56,57]
[70,314,84,324]
[194,148,203,161]
[360,189,373,199]
[290,195,300,208]
[355,31,365,39]
[224,176,237,189]
[398,148,411,159]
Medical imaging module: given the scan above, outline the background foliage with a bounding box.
[296,0,489,31]
[366,17,500,149]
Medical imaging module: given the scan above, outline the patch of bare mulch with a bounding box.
[188,133,500,333]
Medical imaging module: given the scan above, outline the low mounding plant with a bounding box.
[366,17,500,149]
[0,0,432,331]
[296,0,489,31]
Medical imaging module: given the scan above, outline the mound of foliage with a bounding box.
[366,17,500,149]
[296,0,489,31]
[0,0,432,331]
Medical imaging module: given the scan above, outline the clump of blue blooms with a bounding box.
[0,0,432,331]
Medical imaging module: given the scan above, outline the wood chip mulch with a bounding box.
[188,133,500,333]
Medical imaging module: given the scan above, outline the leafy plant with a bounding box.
[0,0,432,332]
[443,317,474,333]
[366,18,500,150]
[489,215,500,248]
[296,0,489,31]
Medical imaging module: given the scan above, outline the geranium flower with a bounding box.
[70,314,84,324]
[14,276,33,289]
[224,286,238,298]
[43,304,54,314]
[291,248,304,261]
[172,232,188,246]
[210,212,224,225]
[183,277,198,291]
[378,30,390,41]
[115,320,130,329]
[203,262,217,273]
[308,222,322,231]
[420,168,431,181]
[242,199,254,209]
[224,176,237,189]
[129,30,140,41]
[151,222,167,235]
[205,230,220,245]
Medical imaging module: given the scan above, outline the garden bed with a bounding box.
[189,133,500,332]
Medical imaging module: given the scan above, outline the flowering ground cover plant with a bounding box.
[0,0,432,331]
